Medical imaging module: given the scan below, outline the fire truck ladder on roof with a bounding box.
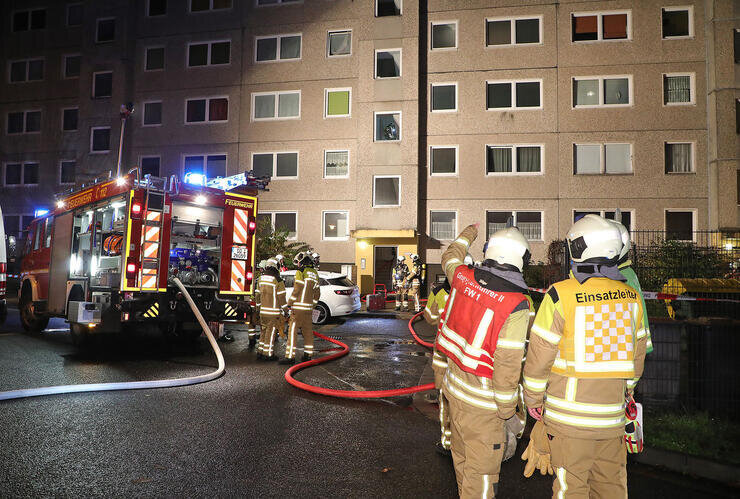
[139,182,166,292]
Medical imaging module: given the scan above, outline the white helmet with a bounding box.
[311,252,319,261]
[293,251,306,266]
[396,255,405,263]
[463,254,474,266]
[410,253,419,261]
[608,220,631,261]
[264,258,279,270]
[567,214,622,264]
[484,227,531,272]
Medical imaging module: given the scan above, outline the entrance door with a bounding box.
[374,246,397,292]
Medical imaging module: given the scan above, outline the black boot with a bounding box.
[265,355,278,361]
[218,334,234,343]
[435,442,452,457]
[248,336,257,350]
[302,353,312,362]
[256,352,264,360]
[279,357,295,365]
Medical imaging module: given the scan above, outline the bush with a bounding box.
[255,217,312,269]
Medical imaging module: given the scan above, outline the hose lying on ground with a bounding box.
[284,312,436,398]
[0,277,224,401]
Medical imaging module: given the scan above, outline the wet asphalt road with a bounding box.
[0,306,736,498]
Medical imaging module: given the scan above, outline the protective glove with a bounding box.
[528,407,543,421]
[521,421,554,478]
[504,414,525,438]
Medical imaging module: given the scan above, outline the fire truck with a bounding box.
[18,170,262,345]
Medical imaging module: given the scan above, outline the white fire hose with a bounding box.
[0,278,225,401]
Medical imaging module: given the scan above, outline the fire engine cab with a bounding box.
[19,170,262,345]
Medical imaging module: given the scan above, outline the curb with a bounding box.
[631,446,740,485]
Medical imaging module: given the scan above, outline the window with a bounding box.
[431,21,457,50]
[323,211,349,240]
[373,176,401,207]
[328,30,351,56]
[145,47,165,71]
[662,6,692,38]
[573,143,632,174]
[430,146,457,175]
[430,211,456,240]
[185,97,228,123]
[143,101,163,126]
[9,59,44,83]
[665,210,694,241]
[324,150,349,177]
[376,0,401,17]
[188,41,231,67]
[7,111,41,134]
[486,17,541,46]
[487,211,543,241]
[252,91,300,120]
[255,34,302,62]
[96,18,115,43]
[4,163,21,185]
[573,76,631,107]
[3,215,20,237]
[737,99,740,135]
[572,11,629,42]
[375,49,401,78]
[663,73,693,105]
[260,212,298,239]
[148,0,167,16]
[23,163,39,185]
[63,54,80,78]
[325,88,351,117]
[735,29,740,64]
[60,160,76,184]
[665,142,693,173]
[256,0,301,5]
[90,127,111,153]
[62,108,78,132]
[374,112,401,141]
[67,4,83,26]
[12,9,46,31]
[431,83,457,112]
[251,152,298,178]
[140,157,160,177]
[184,154,227,178]
[574,210,633,232]
[486,145,542,174]
[190,0,231,12]
[487,80,541,109]
[93,71,113,98]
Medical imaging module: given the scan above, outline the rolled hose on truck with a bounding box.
[284,312,436,398]
[0,278,224,401]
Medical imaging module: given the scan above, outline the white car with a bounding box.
[280,270,361,324]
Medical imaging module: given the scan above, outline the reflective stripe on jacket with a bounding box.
[618,261,653,354]
[289,267,320,312]
[258,275,287,316]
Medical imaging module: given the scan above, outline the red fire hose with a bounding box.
[284,312,436,398]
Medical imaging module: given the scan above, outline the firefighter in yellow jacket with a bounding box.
[393,255,410,311]
[437,224,532,499]
[407,254,426,313]
[523,214,648,498]
[256,258,289,361]
[281,252,321,364]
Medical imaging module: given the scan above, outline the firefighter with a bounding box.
[392,255,410,311]
[436,224,532,498]
[522,214,648,498]
[256,258,289,361]
[275,253,288,272]
[311,252,320,270]
[280,252,320,365]
[406,253,426,313]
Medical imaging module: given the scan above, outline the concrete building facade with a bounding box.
[1,0,738,293]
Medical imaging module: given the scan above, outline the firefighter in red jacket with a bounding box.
[437,223,532,499]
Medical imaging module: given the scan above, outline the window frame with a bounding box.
[255,0,303,7]
[573,142,633,175]
[430,20,458,51]
[662,72,695,106]
[92,70,113,99]
[374,48,402,79]
[189,0,233,13]
[327,29,352,58]
[146,0,167,17]
[59,159,76,185]
[486,79,543,110]
[372,175,402,208]
[90,126,112,154]
[139,155,162,177]
[373,111,402,142]
[661,5,694,39]
[181,153,228,178]
[20,161,40,186]
[572,75,633,108]
[61,107,79,132]
[322,210,350,241]
[66,4,83,27]
[430,82,458,113]
[254,33,303,63]
[3,162,24,187]
[486,210,545,241]
[250,151,300,180]
[429,145,459,177]
[186,39,232,68]
[95,17,116,44]
[664,208,697,241]
[324,87,352,118]
[323,149,350,179]
[664,141,696,174]
[12,8,46,32]
[7,110,42,135]
[184,96,229,124]
[485,15,544,47]
[142,100,164,127]
[572,209,635,232]
[485,144,545,176]
[8,58,45,83]
[570,10,632,43]
[429,210,458,241]
[62,54,81,79]
[375,0,402,17]
[260,211,299,240]
[251,90,301,121]
[144,46,166,72]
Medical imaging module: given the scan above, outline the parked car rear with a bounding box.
[281,270,360,324]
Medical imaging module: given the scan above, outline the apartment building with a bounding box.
[1,0,738,294]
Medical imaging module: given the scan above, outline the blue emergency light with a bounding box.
[34,208,49,217]
[184,172,205,186]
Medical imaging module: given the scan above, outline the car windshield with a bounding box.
[328,277,354,287]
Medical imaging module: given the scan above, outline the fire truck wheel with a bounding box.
[19,288,49,333]
[70,323,91,348]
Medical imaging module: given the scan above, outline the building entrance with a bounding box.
[373,246,397,293]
